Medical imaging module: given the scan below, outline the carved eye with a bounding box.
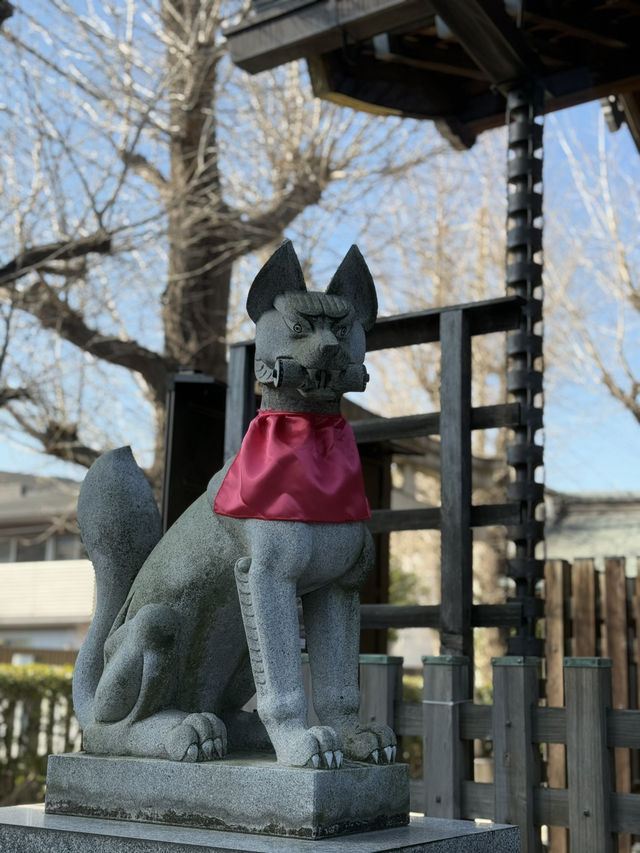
[335,326,348,338]
[283,315,311,334]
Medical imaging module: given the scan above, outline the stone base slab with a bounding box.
[45,752,409,839]
[1,805,519,852]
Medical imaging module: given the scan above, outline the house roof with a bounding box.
[226,0,640,152]
[545,490,640,573]
[0,472,80,528]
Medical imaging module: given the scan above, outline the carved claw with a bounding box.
[392,746,397,762]
[311,754,320,769]
[384,746,394,764]
[324,751,334,769]
[185,744,199,762]
[335,750,343,769]
[202,739,214,760]
[370,749,379,764]
[213,737,224,758]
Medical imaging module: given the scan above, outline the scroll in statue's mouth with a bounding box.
[273,359,369,398]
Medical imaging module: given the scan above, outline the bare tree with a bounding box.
[360,133,508,453]
[544,109,640,427]
[0,0,442,484]
[352,133,512,672]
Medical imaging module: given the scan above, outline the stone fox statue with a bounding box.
[73,240,397,771]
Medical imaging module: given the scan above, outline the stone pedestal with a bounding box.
[0,806,519,852]
[45,753,409,839]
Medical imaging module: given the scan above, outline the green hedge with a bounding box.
[0,663,73,701]
[0,663,77,806]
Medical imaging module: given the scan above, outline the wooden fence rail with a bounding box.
[357,655,640,853]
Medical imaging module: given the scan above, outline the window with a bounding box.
[15,540,46,562]
[54,533,83,560]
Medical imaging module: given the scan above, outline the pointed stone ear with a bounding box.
[326,245,377,331]
[246,240,307,323]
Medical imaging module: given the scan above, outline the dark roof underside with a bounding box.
[226,0,640,151]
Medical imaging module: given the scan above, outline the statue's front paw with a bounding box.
[165,712,228,762]
[342,723,397,765]
[274,725,343,769]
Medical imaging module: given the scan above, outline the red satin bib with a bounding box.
[214,410,370,523]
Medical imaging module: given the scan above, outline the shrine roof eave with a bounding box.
[225,0,640,153]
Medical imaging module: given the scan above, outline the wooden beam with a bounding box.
[428,0,545,91]
[525,12,630,50]
[351,402,520,443]
[373,32,490,80]
[367,295,523,351]
[367,503,520,533]
[359,602,523,629]
[226,0,436,73]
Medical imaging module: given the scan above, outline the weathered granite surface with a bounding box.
[44,752,409,839]
[0,806,520,853]
[71,241,396,773]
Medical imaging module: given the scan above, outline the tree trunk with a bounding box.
[161,0,231,380]
[163,231,232,380]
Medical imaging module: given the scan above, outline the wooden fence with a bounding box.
[545,557,640,852]
[356,654,640,853]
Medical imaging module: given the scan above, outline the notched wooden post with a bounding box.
[492,656,541,853]
[358,654,403,732]
[604,556,631,853]
[564,657,615,853]
[422,655,472,819]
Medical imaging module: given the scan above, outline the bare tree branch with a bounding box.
[15,275,170,402]
[7,406,102,468]
[122,152,169,196]
[0,386,30,406]
[0,231,112,285]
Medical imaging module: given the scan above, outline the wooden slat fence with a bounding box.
[544,557,640,852]
[357,654,640,853]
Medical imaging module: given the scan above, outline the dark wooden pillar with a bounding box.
[359,444,391,654]
[439,309,473,680]
[162,371,227,530]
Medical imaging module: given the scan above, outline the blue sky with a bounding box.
[545,381,640,493]
[0,87,638,496]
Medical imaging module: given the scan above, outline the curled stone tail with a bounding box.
[72,447,162,729]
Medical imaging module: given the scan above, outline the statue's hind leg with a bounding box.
[92,603,179,724]
[83,602,227,761]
